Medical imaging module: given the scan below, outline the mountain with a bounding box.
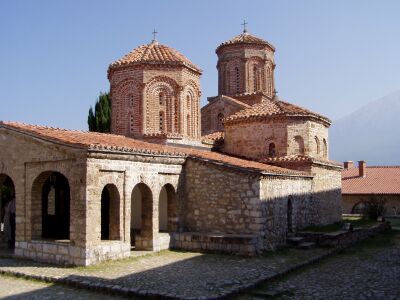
[330,90,400,165]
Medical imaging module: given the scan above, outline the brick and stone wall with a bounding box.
[110,64,201,141]
[224,118,329,161]
[342,194,400,217]
[201,96,247,135]
[217,44,275,98]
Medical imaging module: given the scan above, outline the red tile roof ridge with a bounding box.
[216,32,275,53]
[1,121,310,177]
[108,42,201,74]
[225,97,331,125]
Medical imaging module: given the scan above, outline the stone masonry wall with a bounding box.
[184,158,262,235]
[0,128,88,265]
[259,176,313,250]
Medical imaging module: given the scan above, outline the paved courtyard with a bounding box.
[0,228,399,299]
[239,229,400,299]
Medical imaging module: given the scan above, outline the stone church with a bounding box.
[0,28,342,266]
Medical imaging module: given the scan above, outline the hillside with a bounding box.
[330,90,400,165]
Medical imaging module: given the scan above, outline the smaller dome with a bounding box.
[224,97,331,126]
[216,32,275,53]
[109,41,202,74]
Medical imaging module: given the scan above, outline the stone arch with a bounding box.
[247,57,264,93]
[112,79,141,136]
[100,184,121,240]
[351,201,367,214]
[145,76,179,134]
[182,84,199,137]
[0,173,16,248]
[131,183,153,250]
[158,183,177,232]
[294,136,305,155]
[31,171,70,240]
[315,136,320,155]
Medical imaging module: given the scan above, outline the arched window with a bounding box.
[128,94,135,107]
[294,136,305,155]
[217,113,224,130]
[186,95,190,108]
[268,142,276,157]
[253,66,258,92]
[351,201,367,214]
[315,137,320,154]
[323,139,328,158]
[159,111,164,132]
[235,67,240,93]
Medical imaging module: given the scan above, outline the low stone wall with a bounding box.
[85,241,131,265]
[15,241,84,265]
[15,240,131,266]
[170,232,260,256]
[297,222,391,248]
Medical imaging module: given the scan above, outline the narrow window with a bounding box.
[315,137,320,154]
[217,113,224,130]
[268,143,276,157]
[253,66,258,92]
[235,67,240,93]
[129,94,135,107]
[323,138,328,157]
[186,95,190,108]
[159,111,164,131]
[159,92,164,105]
[130,114,134,133]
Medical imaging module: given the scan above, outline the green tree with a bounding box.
[87,92,111,133]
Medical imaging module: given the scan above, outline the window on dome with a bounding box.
[159,111,164,132]
[315,136,320,154]
[235,67,240,93]
[159,92,164,105]
[217,113,224,130]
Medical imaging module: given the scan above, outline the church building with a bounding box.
[0,27,342,266]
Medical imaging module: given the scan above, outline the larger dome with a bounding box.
[216,32,275,53]
[108,41,202,74]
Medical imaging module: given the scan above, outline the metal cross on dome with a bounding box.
[241,20,248,33]
[152,29,158,42]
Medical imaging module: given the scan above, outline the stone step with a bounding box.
[286,236,304,246]
[297,242,316,249]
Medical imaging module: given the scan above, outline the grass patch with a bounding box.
[301,216,378,233]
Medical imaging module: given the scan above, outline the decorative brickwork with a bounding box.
[109,41,202,143]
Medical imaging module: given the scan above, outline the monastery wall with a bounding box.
[342,194,400,217]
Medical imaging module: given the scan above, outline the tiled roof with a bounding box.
[262,155,343,167]
[109,41,201,74]
[202,95,251,111]
[216,32,275,52]
[224,97,331,125]
[201,131,224,144]
[342,166,400,195]
[0,121,308,177]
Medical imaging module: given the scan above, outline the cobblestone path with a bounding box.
[238,230,400,300]
[0,247,330,299]
[0,274,130,299]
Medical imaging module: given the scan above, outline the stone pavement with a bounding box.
[0,274,130,299]
[238,230,400,300]
[0,247,334,299]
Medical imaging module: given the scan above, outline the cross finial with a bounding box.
[152,29,158,42]
[241,20,248,33]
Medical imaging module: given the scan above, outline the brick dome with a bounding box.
[224,97,331,126]
[216,32,275,53]
[108,40,202,75]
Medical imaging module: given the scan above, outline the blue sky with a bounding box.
[1,0,399,130]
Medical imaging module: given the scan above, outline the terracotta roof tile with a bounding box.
[225,97,331,125]
[216,32,275,52]
[342,166,400,195]
[201,131,224,144]
[1,121,308,177]
[262,155,342,167]
[108,41,201,73]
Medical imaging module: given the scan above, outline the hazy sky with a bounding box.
[1,0,399,130]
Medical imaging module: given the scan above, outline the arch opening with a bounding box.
[0,174,16,249]
[101,184,120,240]
[131,183,153,250]
[158,184,177,233]
[268,142,276,157]
[31,171,70,240]
[294,136,305,155]
[351,201,367,214]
